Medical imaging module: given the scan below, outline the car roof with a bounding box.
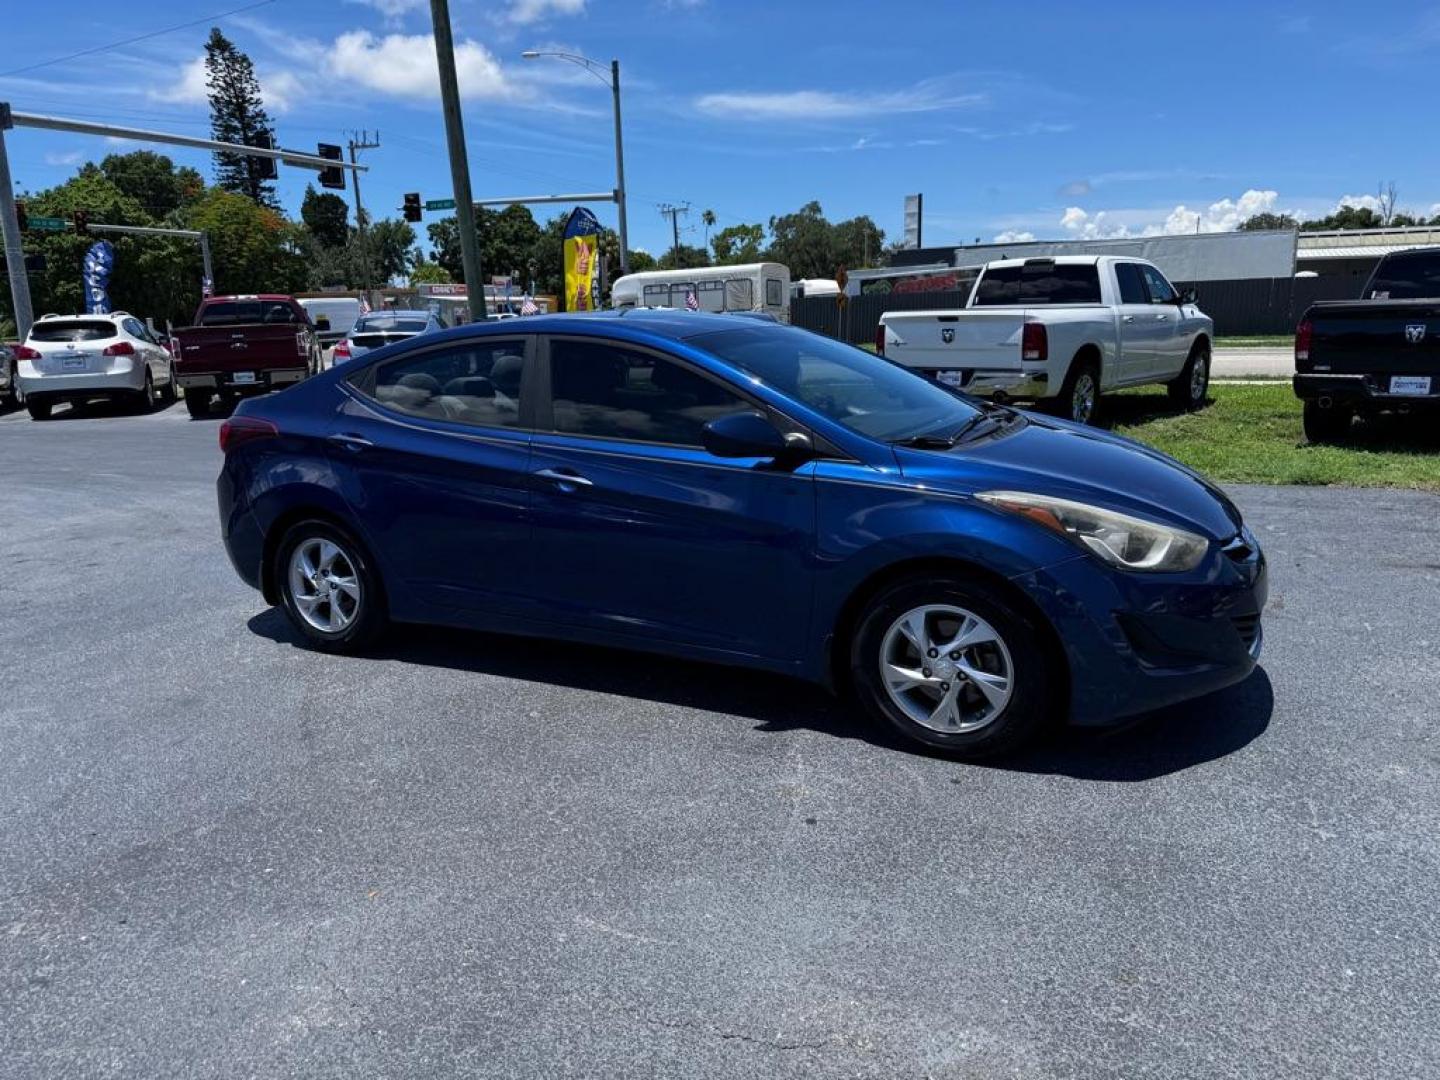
[206,294,296,303]
[500,309,753,341]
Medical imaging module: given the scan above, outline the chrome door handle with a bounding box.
[534,467,593,488]
[326,432,373,451]
[1155,313,1169,321]
[1121,315,1135,323]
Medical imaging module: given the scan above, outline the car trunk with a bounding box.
[883,310,1027,372]
[1306,300,1440,376]
[350,331,417,351]
[174,324,308,375]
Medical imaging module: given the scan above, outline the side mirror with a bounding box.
[702,411,789,459]
[1178,287,1197,305]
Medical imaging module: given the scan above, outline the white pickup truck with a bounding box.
[876,255,1214,424]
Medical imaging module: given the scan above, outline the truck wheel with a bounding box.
[1168,341,1210,411]
[1054,357,1101,425]
[1303,400,1352,443]
[274,520,387,653]
[27,398,52,421]
[185,390,210,419]
[849,575,1058,759]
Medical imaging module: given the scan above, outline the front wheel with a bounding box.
[274,521,387,652]
[1168,342,1210,411]
[849,576,1059,758]
[1303,400,1352,443]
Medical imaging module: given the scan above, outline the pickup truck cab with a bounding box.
[878,256,1214,424]
[1294,247,1440,442]
[174,295,321,419]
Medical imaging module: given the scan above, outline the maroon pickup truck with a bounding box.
[174,295,322,418]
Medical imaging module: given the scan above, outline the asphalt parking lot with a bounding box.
[2,399,1438,1079]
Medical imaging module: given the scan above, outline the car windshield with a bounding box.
[1366,252,1440,300]
[690,326,982,442]
[29,320,116,342]
[356,317,428,334]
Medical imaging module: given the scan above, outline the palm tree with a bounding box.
[702,209,717,257]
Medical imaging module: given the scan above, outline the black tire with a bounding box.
[1303,400,1352,444]
[4,360,21,407]
[185,389,210,419]
[1168,341,1210,411]
[26,398,52,421]
[134,370,156,414]
[273,520,387,653]
[159,370,178,405]
[849,575,1059,759]
[1050,355,1102,425]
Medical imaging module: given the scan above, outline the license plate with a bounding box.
[231,371,257,385]
[936,370,965,388]
[1390,376,1432,396]
[62,356,86,370]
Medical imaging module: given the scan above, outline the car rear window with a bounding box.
[1366,251,1440,300]
[198,301,300,326]
[356,317,428,333]
[972,263,1102,305]
[29,320,117,342]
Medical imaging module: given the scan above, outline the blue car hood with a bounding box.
[893,413,1244,541]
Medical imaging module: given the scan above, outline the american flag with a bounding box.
[685,287,699,311]
[358,295,371,315]
[519,293,538,316]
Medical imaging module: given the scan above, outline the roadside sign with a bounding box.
[27,215,66,231]
[425,198,456,211]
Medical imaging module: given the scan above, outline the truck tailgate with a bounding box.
[1306,300,1440,375]
[174,324,308,374]
[882,309,1026,371]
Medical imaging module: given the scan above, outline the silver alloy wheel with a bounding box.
[288,537,362,633]
[1190,350,1209,402]
[879,603,1015,734]
[1071,372,1097,424]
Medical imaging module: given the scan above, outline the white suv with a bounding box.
[15,312,177,421]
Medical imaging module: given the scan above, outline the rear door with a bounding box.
[525,334,815,661]
[331,334,540,617]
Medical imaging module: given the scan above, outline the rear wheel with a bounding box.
[1168,341,1210,411]
[26,398,52,421]
[1303,400,1352,443]
[849,575,1058,758]
[159,369,178,405]
[185,389,210,419]
[1052,356,1101,425]
[134,370,156,414]
[274,521,387,653]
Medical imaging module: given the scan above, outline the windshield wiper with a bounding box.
[892,407,1016,450]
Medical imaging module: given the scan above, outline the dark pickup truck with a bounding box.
[1295,247,1440,441]
[173,295,322,418]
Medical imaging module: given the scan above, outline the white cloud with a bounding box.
[325,32,517,100]
[507,0,586,25]
[149,56,207,106]
[348,0,425,16]
[696,77,985,121]
[1335,193,1383,213]
[992,230,1035,243]
[1060,189,1287,239]
[1060,206,1089,231]
[1163,189,1281,234]
[44,150,83,167]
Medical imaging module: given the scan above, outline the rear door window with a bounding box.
[29,320,116,343]
[972,263,1102,305]
[1114,263,1150,305]
[357,339,530,429]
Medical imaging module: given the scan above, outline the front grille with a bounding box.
[1231,613,1261,649]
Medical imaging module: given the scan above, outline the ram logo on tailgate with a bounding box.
[941,328,955,344]
[1406,324,1427,344]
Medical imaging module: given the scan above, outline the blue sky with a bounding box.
[4,0,1439,260]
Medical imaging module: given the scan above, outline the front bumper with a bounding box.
[1017,530,1268,725]
[1294,372,1440,408]
[177,367,308,393]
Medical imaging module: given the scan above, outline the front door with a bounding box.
[1113,262,1161,383]
[1138,264,1190,379]
[329,335,540,617]
[526,335,815,663]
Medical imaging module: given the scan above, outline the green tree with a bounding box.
[204,27,278,208]
[711,223,765,264]
[1301,205,1384,231]
[301,184,350,249]
[99,151,203,219]
[410,260,451,285]
[625,249,658,273]
[701,208,716,250]
[1238,212,1298,231]
[832,215,884,269]
[657,243,709,271]
[188,188,307,294]
[362,218,418,284]
[766,201,836,280]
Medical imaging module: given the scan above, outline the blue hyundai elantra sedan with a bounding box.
[217,310,1265,758]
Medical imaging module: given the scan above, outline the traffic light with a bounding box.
[317,143,345,191]
[14,200,26,231]
[403,193,422,223]
[246,131,278,181]
[72,209,88,235]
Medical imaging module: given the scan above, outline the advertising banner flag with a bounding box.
[82,240,116,314]
[563,206,603,312]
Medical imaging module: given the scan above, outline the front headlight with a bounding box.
[976,490,1209,572]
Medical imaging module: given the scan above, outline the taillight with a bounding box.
[1295,319,1312,363]
[333,340,351,362]
[218,415,279,453]
[296,331,308,357]
[875,323,886,356]
[102,340,135,356]
[1022,320,1047,362]
[15,345,41,360]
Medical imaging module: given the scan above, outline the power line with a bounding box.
[0,0,278,79]
[657,202,689,260]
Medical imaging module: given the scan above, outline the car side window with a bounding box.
[1115,263,1149,305]
[364,339,528,429]
[547,339,750,447]
[1140,265,1178,304]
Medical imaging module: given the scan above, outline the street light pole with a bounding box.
[430,0,486,321]
[522,50,629,276]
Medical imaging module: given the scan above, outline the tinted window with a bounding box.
[1115,263,1149,304]
[972,263,1102,305]
[198,301,299,326]
[29,320,116,342]
[548,339,750,447]
[691,325,983,443]
[1139,265,1177,304]
[765,278,783,306]
[1367,251,1440,300]
[356,316,429,333]
[366,339,527,429]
